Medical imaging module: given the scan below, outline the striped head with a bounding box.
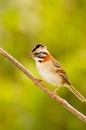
[30,43,51,62]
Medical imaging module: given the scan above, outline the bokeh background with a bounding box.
[0,0,86,130]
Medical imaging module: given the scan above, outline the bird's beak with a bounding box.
[29,52,33,58]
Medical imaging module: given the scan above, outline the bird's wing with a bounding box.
[52,58,71,85]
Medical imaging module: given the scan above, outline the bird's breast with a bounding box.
[36,61,63,86]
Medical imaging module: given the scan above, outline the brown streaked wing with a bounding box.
[52,58,71,85]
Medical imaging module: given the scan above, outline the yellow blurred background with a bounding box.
[0,0,86,129]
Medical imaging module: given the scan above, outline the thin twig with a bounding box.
[0,47,86,123]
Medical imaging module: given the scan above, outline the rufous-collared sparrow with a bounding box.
[30,43,86,102]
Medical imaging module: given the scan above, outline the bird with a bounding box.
[30,43,86,102]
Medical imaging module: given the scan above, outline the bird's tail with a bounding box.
[67,85,86,102]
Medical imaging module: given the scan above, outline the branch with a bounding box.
[0,47,86,123]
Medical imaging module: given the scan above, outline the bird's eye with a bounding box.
[35,52,38,55]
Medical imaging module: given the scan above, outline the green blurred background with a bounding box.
[0,0,86,129]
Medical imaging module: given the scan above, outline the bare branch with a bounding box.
[0,47,86,123]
